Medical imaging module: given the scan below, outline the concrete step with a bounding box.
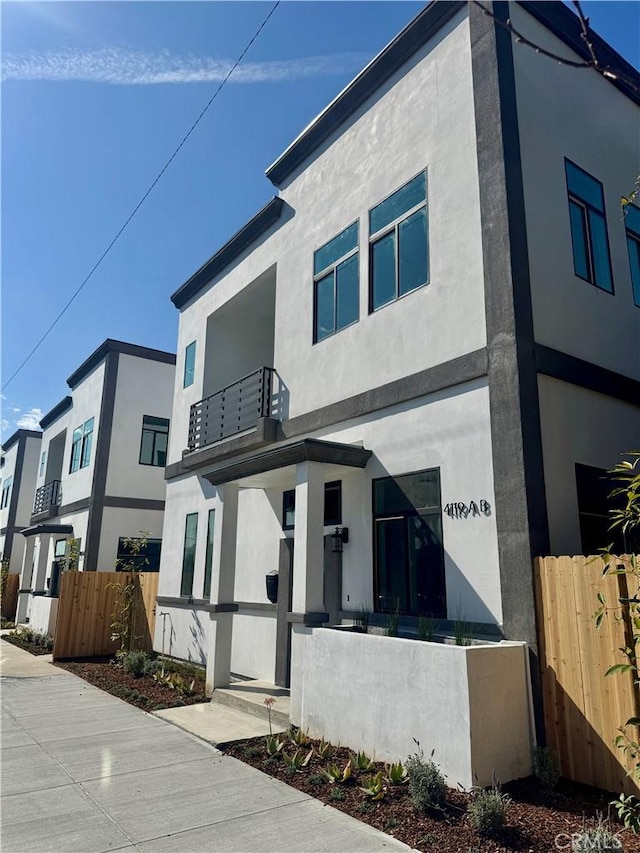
[154,701,287,747]
[210,679,290,728]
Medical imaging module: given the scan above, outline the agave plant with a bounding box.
[386,761,408,785]
[265,735,285,756]
[360,770,386,801]
[283,748,313,772]
[315,738,332,759]
[351,749,374,771]
[323,759,352,784]
[288,726,310,746]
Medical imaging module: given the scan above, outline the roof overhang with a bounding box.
[202,438,372,487]
[22,524,74,538]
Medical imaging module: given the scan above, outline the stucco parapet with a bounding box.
[177,417,279,477]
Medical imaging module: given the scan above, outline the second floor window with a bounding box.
[184,341,196,388]
[69,418,94,473]
[139,416,170,467]
[565,159,613,293]
[369,171,429,312]
[39,451,47,478]
[0,476,12,509]
[313,222,359,343]
[625,203,640,308]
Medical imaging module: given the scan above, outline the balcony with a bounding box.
[32,480,61,519]
[188,367,276,453]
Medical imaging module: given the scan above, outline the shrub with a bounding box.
[572,815,623,852]
[406,746,446,812]
[309,774,325,787]
[143,657,162,677]
[532,745,560,790]
[468,785,510,837]
[329,787,346,802]
[122,650,147,677]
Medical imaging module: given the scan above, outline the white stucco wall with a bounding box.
[298,629,532,789]
[96,506,166,572]
[105,354,175,500]
[538,376,640,555]
[167,9,485,465]
[1,434,42,573]
[230,611,277,682]
[62,362,105,506]
[29,596,58,636]
[511,3,640,379]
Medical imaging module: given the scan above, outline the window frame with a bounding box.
[202,509,216,599]
[372,467,446,619]
[0,476,12,510]
[138,415,170,467]
[180,513,198,598]
[39,451,47,478]
[565,158,614,294]
[313,222,359,344]
[282,481,343,530]
[624,203,640,308]
[368,170,429,313]
[116,537,162,572]
[183,341,196,388]
[69,418,94,474]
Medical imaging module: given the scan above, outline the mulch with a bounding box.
[2,634,53,655]
[223,735,640,853]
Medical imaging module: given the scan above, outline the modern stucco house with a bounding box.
[0,429,42,576]
[17,339,176,633]
[154,1,640,785]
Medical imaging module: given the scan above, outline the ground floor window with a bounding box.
[282,481,342,530]
[373,468,446,617]
[116,537,162,572]
[180,514,198,596]
[575,463,634,554]
[202,509,215,599]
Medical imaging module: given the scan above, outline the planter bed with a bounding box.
[54,656,208,712]
[2,633,53,655]
[223,734,638,853]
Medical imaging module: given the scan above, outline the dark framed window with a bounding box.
[70,417,94,473]
[40,451,47,478]
[313,222,359,343]
[369,172,429,313]
[625,203,640,308]
[183,341,196,388]
[0,476,12,509]
[565,160,613,293]
[373,468,446,618]
[180,513,198,596]
[139,416,170,466]
[203,509,216,599]
[282,481,343,530]
[116,537,162,572]
[54,539,67,559]
[575,463,637,554]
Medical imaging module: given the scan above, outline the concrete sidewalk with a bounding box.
[1,640,411,853]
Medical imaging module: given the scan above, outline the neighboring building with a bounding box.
[154,1,639,781]
[17,339,176,632]
[0,430,42,575]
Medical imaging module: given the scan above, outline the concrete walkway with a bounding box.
[1,640,411,853]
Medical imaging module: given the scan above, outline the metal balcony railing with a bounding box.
[33,480,61,515]
[188,367,274,452]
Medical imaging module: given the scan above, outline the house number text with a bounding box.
[444,500,491,519]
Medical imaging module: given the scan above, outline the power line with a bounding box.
[2,1,280,392]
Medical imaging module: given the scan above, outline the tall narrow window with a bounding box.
[565,160,613,293]
[139,416,170,466]
[184,341,196,388]
[373,468,445,618]
[39,451,47,478]
[313,222,359,342]
[180,513,198,597]
[70,418,94,473]
[625,203,640,308]
[369,172,429,312]
[203,509,216,599]
[0,476,12,510]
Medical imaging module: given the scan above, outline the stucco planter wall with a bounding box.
[297,628,533,789]
[29,595,58,637]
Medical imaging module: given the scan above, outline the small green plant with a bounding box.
[263,696,276,736]
[309,773,325,787]
[264,734,285,757]
[532,745,560,790]
[323,759,352,784]
[406,743,446,813]
[354,605,371,634]
[329,787,346,802]
[611,793,640,835]
[572,814,623,852]
[351,749,374,771]
[468,784,510,837]
[121,650,148,677]
[143,657,162,677]
[61,538,82,571]
[315,738,332,759]
[357,800,372,815]
[283,748,313,772]
[386,599,400,637]
[418,615,437,642]
[386,761,408,785]
[384,817,399,830]
[453,617,474,646]
[360,770,385,801]
[288,725,309,746]
[152,667,196,697]
[243,745,262,759]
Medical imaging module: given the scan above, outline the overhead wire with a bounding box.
[2,1,280,392]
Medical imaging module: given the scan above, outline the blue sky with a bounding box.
[2,1,639,438]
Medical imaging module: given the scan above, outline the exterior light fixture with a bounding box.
[331,527,349,553]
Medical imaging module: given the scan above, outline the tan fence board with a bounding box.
[1,574,20,621]
[536,555,639,796]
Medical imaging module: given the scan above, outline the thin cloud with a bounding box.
[16,408,43,431]
[2,47,369,86]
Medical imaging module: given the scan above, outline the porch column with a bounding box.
[16,537,36,623]
[205,483,239,695]
[32,536,51,593]
[290,461,327,725]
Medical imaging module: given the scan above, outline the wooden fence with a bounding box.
[53,571,159,660]
[1,573,20,621]
[535,555,639,795]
